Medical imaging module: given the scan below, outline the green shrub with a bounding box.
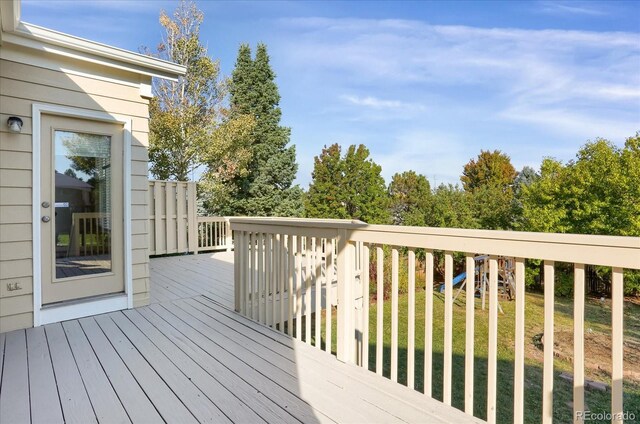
[624,270,640,297]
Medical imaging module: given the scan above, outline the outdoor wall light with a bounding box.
[7,117,23,133]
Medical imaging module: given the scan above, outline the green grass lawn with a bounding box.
[307,290,640,424]
[57,232,109,247]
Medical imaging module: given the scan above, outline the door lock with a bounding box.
[41,216,50,223]
[42,201,50,208]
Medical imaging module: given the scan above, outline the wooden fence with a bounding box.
[148,180,232,255]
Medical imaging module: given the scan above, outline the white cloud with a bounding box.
[499,106,638,141]
[276,17,640,134]
[273,16,639,185]
[340,95,427,114]
[343,95,403,109]
[375,131,467,186]
[537,1,608,16]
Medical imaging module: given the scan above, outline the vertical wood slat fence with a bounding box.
[148,180,232,255]
[230,217,640,424]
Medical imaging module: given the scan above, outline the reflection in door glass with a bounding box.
[55,131,112,279]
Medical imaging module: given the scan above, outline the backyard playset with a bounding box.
[440,255,516,313]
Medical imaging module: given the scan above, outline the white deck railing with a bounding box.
[70,212,110,256]
[197,216,232,252]
[230,217,640,424]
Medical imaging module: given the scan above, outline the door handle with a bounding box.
[41,216,50,223]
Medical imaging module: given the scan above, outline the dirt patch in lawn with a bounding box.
[552,330,640,383]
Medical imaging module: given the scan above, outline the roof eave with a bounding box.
[4,21,186,81]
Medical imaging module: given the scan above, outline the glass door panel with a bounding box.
[54,130,113,279]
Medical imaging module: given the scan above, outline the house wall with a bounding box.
[0,43,152,332]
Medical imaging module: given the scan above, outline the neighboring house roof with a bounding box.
[0,0,186,84]
[55,171,93,191]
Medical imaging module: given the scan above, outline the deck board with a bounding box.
[197,296,461,421]
[0,333,5,398]
[120,309,268,424]
[0,331,30,424]
[26,327,64,424]
[62,320,130,424]
[175,298,405,423]
[132,306,300,424]
[165,300,379,423]
[45,323,98,424]
[149,252,234,307]
[0,252,484,424]
[106,312,231,424]
[93,315,199,424]
[77,317,163,423]
[195,297,451,423]
[157,266,234,302]
[149,302,330,424]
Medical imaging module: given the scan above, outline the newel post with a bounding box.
[187,182,198,254]
[336,228,356,363]
[233,227,241,312]
[225,218,233,251]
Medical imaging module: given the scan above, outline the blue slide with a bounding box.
[439,272,466,293]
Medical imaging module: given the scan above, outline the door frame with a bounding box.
[32,103,133,326]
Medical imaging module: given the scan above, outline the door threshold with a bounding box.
[39,293,128,325]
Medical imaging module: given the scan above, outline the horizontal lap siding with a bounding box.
[0,46,151,332]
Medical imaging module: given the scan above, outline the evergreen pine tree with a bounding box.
[224,43,303,216]
[305,143,390,224]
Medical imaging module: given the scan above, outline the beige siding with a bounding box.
[0,205,31,224]
[0,312,31,333]
[0,276,33,298]
[0,169,31,187]
[0,132,31,152]
[0,223,31,242]
[0,44,152,332]
[132,292,150,308]
[0,241,31,261]
[0,186,31,205]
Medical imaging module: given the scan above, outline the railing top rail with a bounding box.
[229,216,367,229]
[230,217,639,248]
[73,212,110,218]
[197,216,230,222]
[352,223,640,249]
[149,180,195,185]
[229,217,640,269]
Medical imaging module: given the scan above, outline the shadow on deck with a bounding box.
[0,253,482,423]
[149,252,235,307]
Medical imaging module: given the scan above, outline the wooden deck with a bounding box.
[56,255,112,279]
[149,252,235,307]
[0,253,482,424]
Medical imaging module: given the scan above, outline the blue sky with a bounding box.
[22,0,640,188]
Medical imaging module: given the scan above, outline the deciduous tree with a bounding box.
[147,1,254,187]
[520,135,640,295]
[461,149,517,192]
[461,150,517,229]
[427,184,478,229]
[388,171,431,226]
[521,137,640,236]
